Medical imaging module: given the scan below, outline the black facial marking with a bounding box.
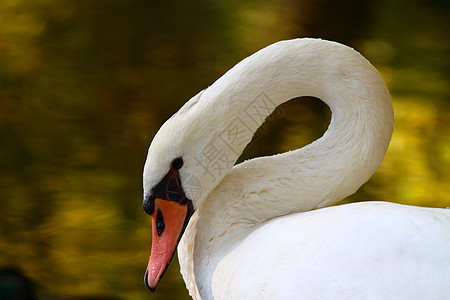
[143,156,187,215]
[150,167,186,202]
[143,194,155,215]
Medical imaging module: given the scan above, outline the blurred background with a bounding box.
[0,0,449,299]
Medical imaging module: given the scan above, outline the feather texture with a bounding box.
[143,38,450,299]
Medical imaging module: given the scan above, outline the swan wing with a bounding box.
[211,202,450,299]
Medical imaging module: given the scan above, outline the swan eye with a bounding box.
[171,157,183,170]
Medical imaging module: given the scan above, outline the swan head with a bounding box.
[142,89,241,291]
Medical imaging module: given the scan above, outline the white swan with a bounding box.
[142,38,450,299]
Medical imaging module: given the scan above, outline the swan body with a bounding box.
[210,202,450,299]
[142,38,450,299]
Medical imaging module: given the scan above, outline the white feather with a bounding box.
[143,38,450,299]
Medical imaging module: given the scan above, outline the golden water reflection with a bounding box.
[0,0,448,299]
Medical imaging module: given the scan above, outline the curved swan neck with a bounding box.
[178,39,393,299]
[190,39,393,209]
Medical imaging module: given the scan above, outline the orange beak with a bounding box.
[144,198,192,292]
